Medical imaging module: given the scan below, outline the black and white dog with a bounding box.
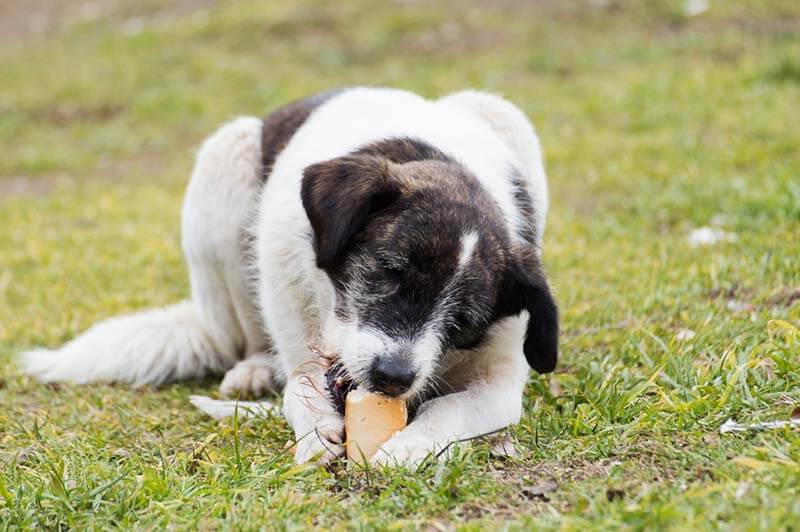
[21,87,558,466]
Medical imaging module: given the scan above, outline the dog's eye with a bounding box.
[445,310,487,350]
[453,311,472,329]
[383,265,405,283]
[376,255,407,282]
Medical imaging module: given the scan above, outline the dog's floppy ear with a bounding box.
[497,255,559,373]
[301,155,400,270]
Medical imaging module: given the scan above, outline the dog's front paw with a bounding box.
[293,413,345,465]
[220,355,280,398]
[371,433,447,469]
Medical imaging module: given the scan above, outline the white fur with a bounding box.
[189,395,278,420]
[458,231,480,268]
[21,302,220,385]
[19,88,549,467]
[405,326,442,398]
[323,317,399,384]
[219,352,283,398]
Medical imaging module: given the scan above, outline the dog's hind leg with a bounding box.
[183,116,285,397]
[19,117,278,390]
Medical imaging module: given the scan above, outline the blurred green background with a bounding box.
[1,0,799,529]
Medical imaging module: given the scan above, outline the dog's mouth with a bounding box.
[323,357,356,415]
[318,349,421,424]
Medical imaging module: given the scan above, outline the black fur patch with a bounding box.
[509,166,538,246]
[495,256,559,373]
[260,89,343,181]
[302,154,399,271]
[352,137,452,165]
[325,359,355,416]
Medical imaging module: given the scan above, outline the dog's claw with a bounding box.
[220,355,281,399]
[293,413,345,465]
[371,433,446,469]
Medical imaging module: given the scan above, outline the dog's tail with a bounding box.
[19,301,237,386]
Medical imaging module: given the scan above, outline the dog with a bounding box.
[20,87,558,467]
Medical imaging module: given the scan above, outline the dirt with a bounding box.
[0,0,217,47]
[0,174,64,198]
[31,102,126,126]
[766,287,800,308]
[0,0,125,45]
[0,150,172,200]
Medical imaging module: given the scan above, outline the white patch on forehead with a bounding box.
[458,231,480,269]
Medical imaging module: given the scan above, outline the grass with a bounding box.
[1,0,799,529]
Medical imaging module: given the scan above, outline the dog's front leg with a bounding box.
[371,381,524,468]
[283,362,345,465]
[373,322,531,468]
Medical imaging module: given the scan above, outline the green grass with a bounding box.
[1,0,800,529]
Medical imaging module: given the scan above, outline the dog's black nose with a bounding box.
[369,357,416,396]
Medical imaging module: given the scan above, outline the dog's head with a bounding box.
[302,139,558,399]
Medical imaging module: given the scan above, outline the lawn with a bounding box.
[1,0,799,529]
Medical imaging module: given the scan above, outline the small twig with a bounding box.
[433,427,508,459]
[393,427,512,474]
[314,427,337,461]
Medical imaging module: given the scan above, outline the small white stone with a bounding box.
[688,227,736,247]
[735,482,750,500]
[683,0,709,17]
[489,435,519,459]
[121,18,145,37]
[710,214,729,227]
[726,300,752,313]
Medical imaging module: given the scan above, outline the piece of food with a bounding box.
[318,352,408,463]
[344,386,408,463]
